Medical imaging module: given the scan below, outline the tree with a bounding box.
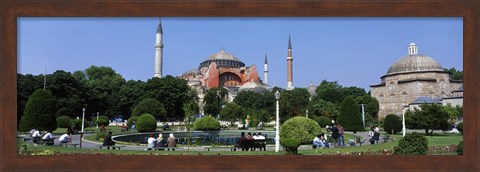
[220,102,246,126]
[393,132,428,155]
[233,90,275,124]
[143,75,191,120]
[17,74,43,128]
[383,114,402,134]
[203,87,228,116]
[48,70,88,118]
[136,114,157,132]
[336,96,363,131]
[83,65,126,117]
[354,94,380,120]
[279,88,310,123]
[405,103,451,135]
[307,98,338,118]
[18,89,57,132]
[444,67,463,80]
[114,80,146,119]
[132,98,166,119]
[315,80,344,104]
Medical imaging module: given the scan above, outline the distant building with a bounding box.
[370,43,463,119]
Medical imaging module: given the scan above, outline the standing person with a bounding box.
[145,133,157,150]
[368,126,375,144]
[373,126,380,144]
[330,124,339,147]
[103,131,116,149]
[338,125,346,147]
[167,133,176,151]
[58,132,71,144]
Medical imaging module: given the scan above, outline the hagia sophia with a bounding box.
[153,21,463,119]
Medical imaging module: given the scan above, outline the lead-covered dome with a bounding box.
[199,48,245,68]
[239,80,268,93]
[386,43,443,76]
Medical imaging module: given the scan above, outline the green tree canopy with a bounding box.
[405,103,451,135]
[49,70,89,118]
[279,88,310,123]
[203,87,228,116]
[132,98,166,119]
[444,67,463,80]
[19,89,57,132]
[220,102,246,125]
[337,96,363,131]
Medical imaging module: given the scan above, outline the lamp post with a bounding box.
[96,112,99,128]
[81,108,85,133]
[275,90,280,152]
[360,104,365,129]
[402,106,406,137]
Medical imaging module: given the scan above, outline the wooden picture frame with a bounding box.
[1,0,478,171]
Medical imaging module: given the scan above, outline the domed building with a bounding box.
[370,43,463,119]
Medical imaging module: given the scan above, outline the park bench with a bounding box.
[96,145,126,150]
[349,138,366,147]
[232,139,267,151]
[151,147,176,151]
[59,143,79,148]
[382,135,391,142]
[37,138,56,146]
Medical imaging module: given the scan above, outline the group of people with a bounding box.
[29,128,72,145]
[312,133,330,148]
[145,133,177,150]
[235,132,265,151]
[323,124,346,148]
[368,126,380,144]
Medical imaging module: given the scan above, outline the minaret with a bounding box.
[263,54,268,85]
[154,19,164,78]
[286,36,294,90]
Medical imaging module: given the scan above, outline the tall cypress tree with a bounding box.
[19,89,57,132]
[337,96,363,131]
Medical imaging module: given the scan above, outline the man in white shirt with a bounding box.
[256,132,266,140]
[58,133,70,143]
[146,134,157,150]
[42,131,53,141]
[31,130,41,139]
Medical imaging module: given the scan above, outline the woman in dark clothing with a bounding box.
[103,131,116,146]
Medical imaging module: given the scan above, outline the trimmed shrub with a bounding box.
[19,89,57,132]
[127,116,139,129]
[56,116,73,128]
[456,141,463,155]
[281,138,301,155]
[456,122,463,134]
[280,116,321,144]
[132,98,166,119]
[136,114,157,132]
[383,114,402,134]
[69,119,87,131]
[393,132,428,155]
[93,115,110,127]
[193,116,221,131]
[95,130,106,141]
[313,116,331,128]
[336,96,363,131]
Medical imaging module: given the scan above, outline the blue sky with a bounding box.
[18,17,462,91]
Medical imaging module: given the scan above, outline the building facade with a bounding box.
[370,43,463,119]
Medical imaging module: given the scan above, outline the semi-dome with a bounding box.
[239,80,268,93]
[199,48,245,68]
[386,43,444,76]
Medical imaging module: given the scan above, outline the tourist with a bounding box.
[131,122,136,132]
[330,124,339,147]
[338,125,346,147]
[312,134,323,149]
[121,123,127,132]
[167,133,176,151]
[373,126,380,144]
[252,133,258,140]
[103,131,116,146]
[234,132,247,151]
[42,131,53,142]
[156,133,167,150]
[368,126,375,144]
[246,132,254,140]
[256,132,265,140]
[145,133,157,150]
[31,129,41,143]
[58,132,71,144]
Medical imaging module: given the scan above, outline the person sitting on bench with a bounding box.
[58,132,71,144]
[145,133,157,150]
[41,131,53,142]
[31,129,41,143]
[103,131,116,147]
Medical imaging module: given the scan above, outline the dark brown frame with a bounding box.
[1,0,478,171]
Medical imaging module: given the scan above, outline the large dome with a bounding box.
[239,80,268,93]
[199,48,245,68]
[386,43,444,76]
